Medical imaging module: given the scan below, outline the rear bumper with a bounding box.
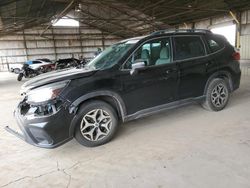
[6,101,73,149]
[232,70,241,91]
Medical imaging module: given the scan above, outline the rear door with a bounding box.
[173,35,210,99]
[204,34,227,70]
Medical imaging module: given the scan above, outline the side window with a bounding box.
[32,61,41,64]
[142,43,151,54]
[206,35,224,53]
[123,38,171,69]
[174,36,205,61]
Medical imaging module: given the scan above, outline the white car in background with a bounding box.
[27,59,53,70]
[9,59,53,74]
[9,64,23,74]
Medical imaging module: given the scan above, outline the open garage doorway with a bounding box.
[211,24,236,46]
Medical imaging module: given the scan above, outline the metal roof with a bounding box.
[1,0,250,37]
[0,0,73,35]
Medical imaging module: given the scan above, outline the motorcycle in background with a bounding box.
[17,64,38,81]
[17,60,55,81]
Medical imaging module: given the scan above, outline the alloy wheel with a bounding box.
[80,109,112,141]
[211,83,228,108]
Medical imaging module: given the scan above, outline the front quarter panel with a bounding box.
[63,69,127,137]
[63,70,122,102]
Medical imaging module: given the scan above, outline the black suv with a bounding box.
[6,29,241,148]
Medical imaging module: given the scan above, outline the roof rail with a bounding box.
[151,29,212,36]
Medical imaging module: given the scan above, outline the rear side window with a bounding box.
[205,35,225,53]
[174,36,205,61]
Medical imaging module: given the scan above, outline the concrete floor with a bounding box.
[0,72,250,188]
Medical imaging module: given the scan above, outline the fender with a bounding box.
[204,70,233,94]
[68,90,127,136]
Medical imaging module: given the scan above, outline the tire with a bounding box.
[17,73,23,81]
[202,78,230,111]
[74,100,119,147]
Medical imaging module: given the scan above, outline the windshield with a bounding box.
[85,41,137,70]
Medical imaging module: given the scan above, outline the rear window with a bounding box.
[174,36,205,61]
[205,35,225,53]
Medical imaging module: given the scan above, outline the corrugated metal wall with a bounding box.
[0,24,121,69]
[179,14,234,29]
[1,10,250,70]
[240,35,250,59]
[178,10,250,60]
[240,10,250,59]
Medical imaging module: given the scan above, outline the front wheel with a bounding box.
[74,100,119,147]
[202,78,230,111]
[17,73,23,81]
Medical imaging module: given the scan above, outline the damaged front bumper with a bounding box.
[6,98,73,148]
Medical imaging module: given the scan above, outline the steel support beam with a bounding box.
[51,27,57,60]
[40,0,76,37]
[22,29,28,61]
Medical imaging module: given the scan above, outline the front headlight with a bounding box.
[26,80,69,103]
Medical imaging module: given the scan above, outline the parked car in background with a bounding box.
[9,64,23,74]
[17,59,55,81]
[7,29,241,148]
[26,59,54,70]
[55,58,81,69]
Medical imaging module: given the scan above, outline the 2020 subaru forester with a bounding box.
[6,29,241,148]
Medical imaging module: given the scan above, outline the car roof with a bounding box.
[117,29,221,45]
[120,36,148,43]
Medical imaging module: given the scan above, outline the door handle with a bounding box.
[206,61,215,66]
[166,68,177,74]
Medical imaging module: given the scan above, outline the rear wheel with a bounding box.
[74,100,119,147]
[202,78,230,111]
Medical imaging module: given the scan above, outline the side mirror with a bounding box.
[130,59,146,75]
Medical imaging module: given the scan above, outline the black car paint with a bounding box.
[22,67,97,90]
[120,63,179,114]
[7,32,241,148]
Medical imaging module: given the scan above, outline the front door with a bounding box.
[120,37,178,115]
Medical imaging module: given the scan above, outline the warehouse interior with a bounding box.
[0,0,250,187]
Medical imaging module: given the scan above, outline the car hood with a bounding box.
[21,68,96,92]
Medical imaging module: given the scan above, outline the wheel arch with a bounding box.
[68,90,127,136]
[204,70,233,95]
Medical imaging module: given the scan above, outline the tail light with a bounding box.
[232,52,240,61]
